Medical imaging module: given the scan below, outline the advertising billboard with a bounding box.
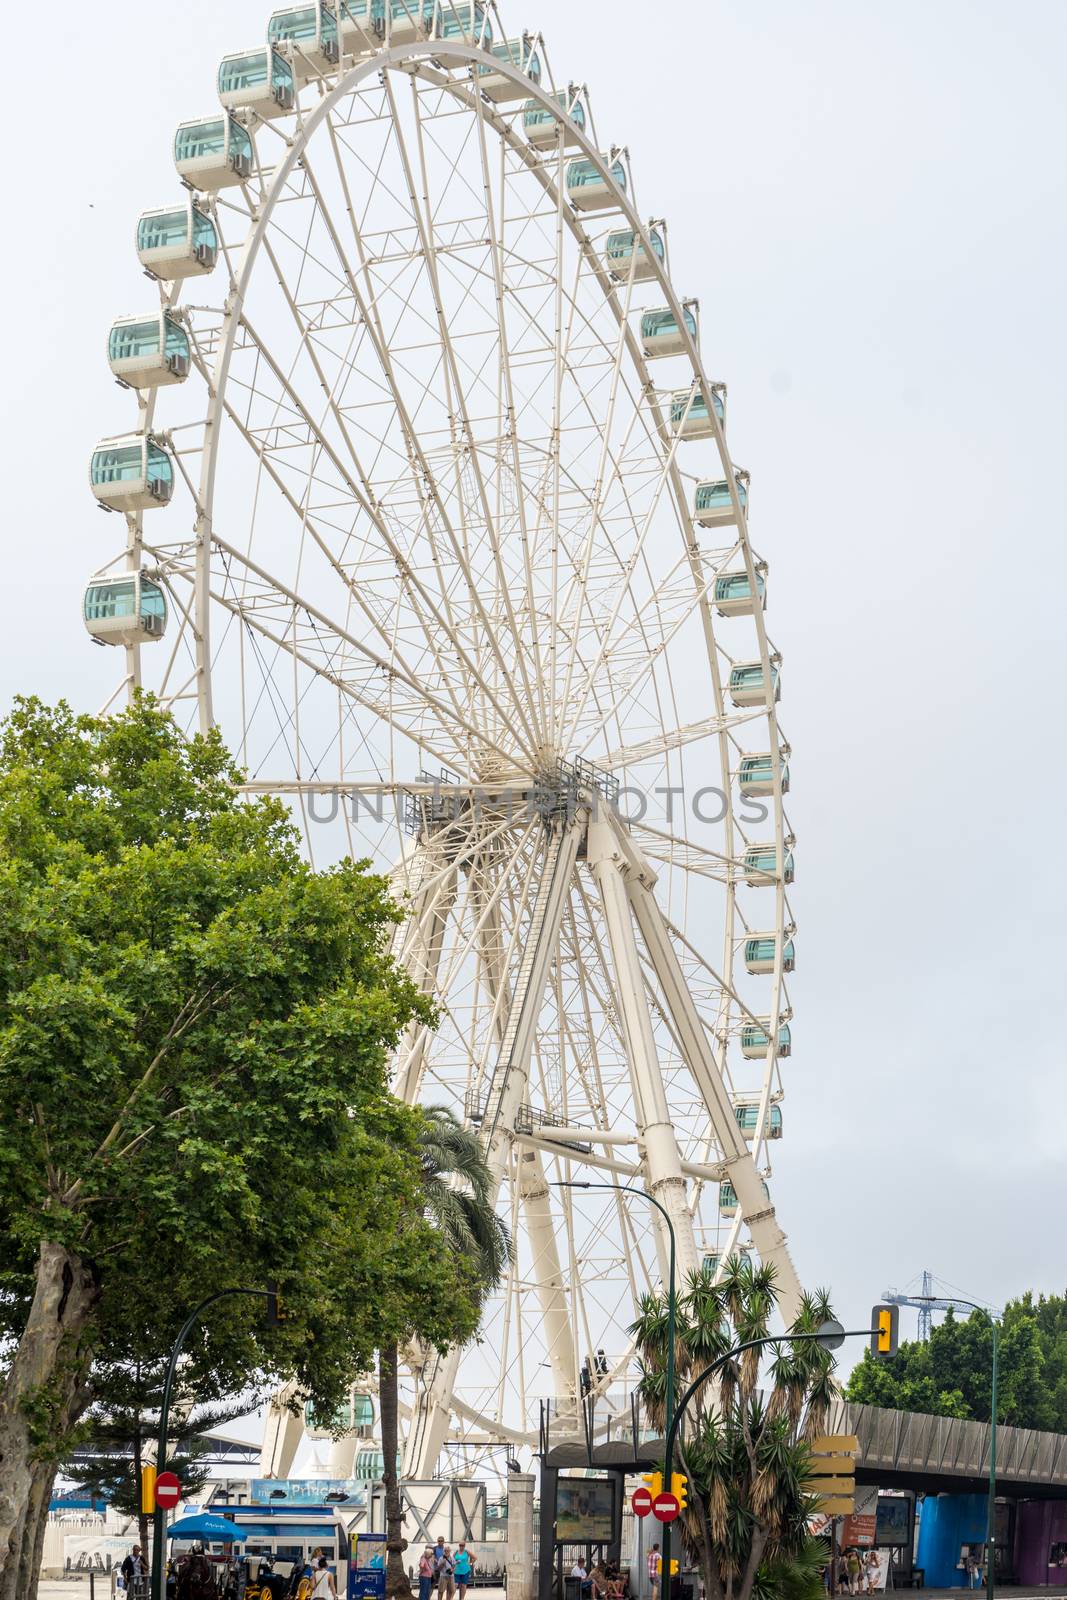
[875,1496,911,1548]
[555,1477,618,1543]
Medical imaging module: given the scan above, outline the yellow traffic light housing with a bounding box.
[669,1560,680,1576]
[671,1472,689,1512]
[871,1304,899,1358]
[141,1465,157,1515]
[642,1470,664,1499]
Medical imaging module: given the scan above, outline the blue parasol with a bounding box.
[166,1512,247,1543]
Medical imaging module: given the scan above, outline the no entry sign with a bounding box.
[632,1487,653,1518]
[155,1472,182,1510]
[653,1490,680,1523]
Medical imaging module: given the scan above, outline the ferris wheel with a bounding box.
[87,0,801,1479]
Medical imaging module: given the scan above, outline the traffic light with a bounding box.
[141,1465,157,1516]
[669,1561,680,1576]
[871,1304,899,1359]
[266,1280,284,1327]
[671,1472,689,1512]
[641,1470,664,1499]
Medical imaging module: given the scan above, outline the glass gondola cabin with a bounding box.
[606,227,664,284]
[136,201,218,280]
[738,753,789,798]
[566,156,627,212]
[108,313,190,389]
[380,0,431,43]
[334,0,380,55]
[743,844,794,886]
[90,436,175,513]
[478,35,542,101]
[729,661,780,707]
[718,1180,738,1217]
[744,934,795,976]
[524,89,586,150]
[733,1102,783,1141]
[640,304,697,358]
[83,573,168,647]
[218,48,296,119]
[741,1020,791,1059]
[671,386,725,438]
[433,2,492,46]
[267,6,340,81]
[714,570,766,618]
[174,116,254,191]
[694,475,749,528]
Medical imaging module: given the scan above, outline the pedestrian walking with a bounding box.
[436,1544,456,1599]
[419,1547,435,1600]
[453,1542,475,1598]
[312,1557,337,1600]
[845,1549,862,1596]
[648,1542,662,1600]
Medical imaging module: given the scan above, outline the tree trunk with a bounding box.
[0,1240,98,1589]
[13,1459,58,1600]
[132,1420,151,1554]
[678,1440,721,1600]
[379,1344,412,1600]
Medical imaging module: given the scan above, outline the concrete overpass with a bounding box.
[827,1400,1067,1500]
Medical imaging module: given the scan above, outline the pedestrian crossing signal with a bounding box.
[670,1473,689,1512]
[871,1304,898,1358]
[642,1470,664,1499]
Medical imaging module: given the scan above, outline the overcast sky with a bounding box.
[5,0,1065,1378]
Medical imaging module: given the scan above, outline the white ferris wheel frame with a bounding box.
[97,17,802,1478]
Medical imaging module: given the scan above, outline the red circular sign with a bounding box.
[155,1472,182,1510]
[632,1487,653,1518]
[653,1491,680,1523]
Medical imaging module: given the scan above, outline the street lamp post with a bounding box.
[910,1296,1000,1600]
[553,1182,678,1600]
[150,1287,276,1600]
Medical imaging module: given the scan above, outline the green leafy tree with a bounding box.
[630,1259,836,1600]
[379,1107,511,1600]
[62,1329,258,1553]
[846,1294,1067,1430]
[0,697,457,1600]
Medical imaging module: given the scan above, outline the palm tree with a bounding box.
[630,1256,837,1600]
[381,1107,511,1600]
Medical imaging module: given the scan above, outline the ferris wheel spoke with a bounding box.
[306,121,544,757]
[470,81,549,734]
[206,535,526,775]
[227,288,536,764]
[387,72,544,752]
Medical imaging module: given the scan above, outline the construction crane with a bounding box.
[882,1269,989,1342]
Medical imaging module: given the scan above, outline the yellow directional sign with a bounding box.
[817,1497,857,1516]
[809,1433,857,1516]
[811,1435,859,1456]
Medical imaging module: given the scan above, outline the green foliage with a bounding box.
[845,1292,1067,1431]
[630,1258,838,1600]
[0,695,463,1430]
